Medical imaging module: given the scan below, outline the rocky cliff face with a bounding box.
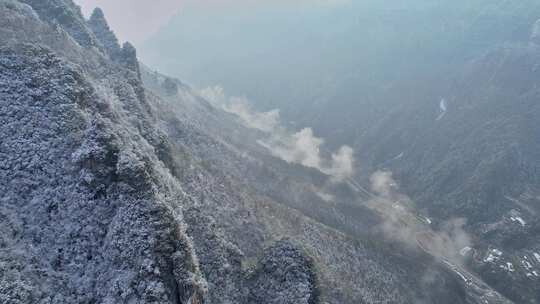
[0,28,206,304]
[0,1,320,303]
[87,7,121,60]
[18,0,100,48]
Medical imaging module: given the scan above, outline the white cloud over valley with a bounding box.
[200,86,355,181]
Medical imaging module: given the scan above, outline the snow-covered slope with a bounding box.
[0,1,318,303]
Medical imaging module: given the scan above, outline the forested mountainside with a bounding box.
[351,32,540,303]
[141,1,540,303]
[0,0,537,303]
[0,1,312,302]
[140,66,474,304]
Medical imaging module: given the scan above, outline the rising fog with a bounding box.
[200,86,355,181]
[133,1,540,265]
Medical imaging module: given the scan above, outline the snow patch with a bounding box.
[484,249,503,263]
[315,191,335,203]
[534,253,540,263]
[510,216,526,226]
[436,98,448,121]
[522,260,533,270]
[499,263,515,272]
[460,246,472,257]
[392,203,405,212]
[507,262,515,272]
[484,254,496,263]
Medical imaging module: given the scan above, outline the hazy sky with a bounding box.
[74,0,350,45]
[74,0,184,44]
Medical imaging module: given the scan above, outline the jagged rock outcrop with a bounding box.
[18,0,99,48]
[88,7,121,59]
[87,7,140,77]
[247,240,319,304]
[162,77,180,96]
[119,41,141,78]
[183,206,248,304]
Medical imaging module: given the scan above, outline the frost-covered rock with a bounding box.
[18,0,99,48]
[87,7,141,77]
[88,7,121,60]
[247,240,319,304]
[0,43,207,304]
[119,41,141,78]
